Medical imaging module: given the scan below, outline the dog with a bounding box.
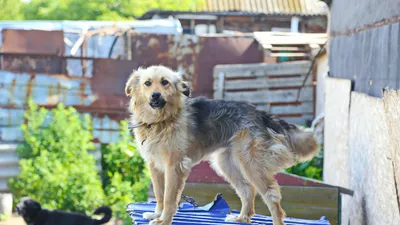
[16,197,112,225]
[125,65,319,225]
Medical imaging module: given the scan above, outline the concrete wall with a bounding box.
[324,77,400,225]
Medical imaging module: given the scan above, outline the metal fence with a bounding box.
[0,28,264,191]
[0,142,102,192]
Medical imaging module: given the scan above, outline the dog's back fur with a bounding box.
[188,97,318,164]
[16,197,112,225]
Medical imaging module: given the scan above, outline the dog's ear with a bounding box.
[30,199,41,211]
[176,80,191,97]
[125,70,140,96]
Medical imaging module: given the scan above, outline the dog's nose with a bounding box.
[151,92,161,100]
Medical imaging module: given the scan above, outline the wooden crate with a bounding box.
[213,60,314,126]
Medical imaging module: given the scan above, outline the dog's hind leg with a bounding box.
[239,156,286,225]
[210,150,256,223]
[231,131,287,225]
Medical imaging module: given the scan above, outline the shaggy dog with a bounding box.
[16,197,112,225]
[125,66,319,225]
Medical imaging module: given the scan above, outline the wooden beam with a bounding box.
[213,72,225,99]
[213,75,313,90]
[223,87,314,104]
[213,61,312,78]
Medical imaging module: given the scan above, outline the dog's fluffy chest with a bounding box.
[133,121,189,170]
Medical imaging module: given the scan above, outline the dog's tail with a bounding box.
[289,128,319,162]
[93,206,112,225]
[288,114,323,163]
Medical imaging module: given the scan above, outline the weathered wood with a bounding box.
[269,52,311,57]
[256,37,327,46]
[213,72,225,99]
[213,61,312,78]
[223,87,313,104]
[269,46,309,51]
[149,183,338,225]
[256,101,314,114]
[284,115,314,126]
[254,31,328,38]
[214,76,312,90]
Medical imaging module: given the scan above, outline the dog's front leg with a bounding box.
[150,156,190,225]
[143,162,165,221]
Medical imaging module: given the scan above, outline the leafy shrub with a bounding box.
[102,120,150,224]
[8,100,105,214]
[0,213,9,221]
[285,147,323,180]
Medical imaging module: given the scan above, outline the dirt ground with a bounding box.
[0,214,119,225]
[0,215,25,225]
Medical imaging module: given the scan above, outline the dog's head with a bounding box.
[16,197,42,224]
[125,65,191,123]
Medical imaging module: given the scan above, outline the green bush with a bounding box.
[8,100,105,214]
[285,147,323,180]
[102,120,150,224]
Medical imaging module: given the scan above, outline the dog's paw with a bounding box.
[225,214,251,223]
[149,219,171,225]
[143,212,162,220]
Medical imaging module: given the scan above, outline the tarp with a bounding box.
[126,194,331,225]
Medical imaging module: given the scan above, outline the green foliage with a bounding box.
[0,213,9,221]
[9,0,204,21]
[102,120,150,224]
[8,100,105,214]
[0,0,24,20]
[285,147,323,180]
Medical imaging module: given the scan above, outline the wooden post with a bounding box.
[215,72,225,99]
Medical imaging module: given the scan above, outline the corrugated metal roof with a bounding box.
[199,0,328,16]
[127,194,331,225]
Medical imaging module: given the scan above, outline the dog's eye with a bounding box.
[144,81,151,86]
[161,80,169,86]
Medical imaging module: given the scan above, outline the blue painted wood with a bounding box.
[127,195,331,225]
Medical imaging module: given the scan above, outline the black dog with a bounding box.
[16,197,112,225]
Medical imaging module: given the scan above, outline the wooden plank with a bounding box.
[256,37,327,44]
[149,183,338,225]
[213,72,225,99]
[254,31,328,38]
[284,115,314,126]
[223,87,313,104]
[213,61,311,78]
[269,52,311,57]
[214,76,312,91]
[256,102,314,114]
[270,46,309,51]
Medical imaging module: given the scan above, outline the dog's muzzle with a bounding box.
[149,92,166,109]
[16,206,22,215]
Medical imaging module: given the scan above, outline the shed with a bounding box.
[138,0,329,34]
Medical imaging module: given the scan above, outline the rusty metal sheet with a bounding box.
[66,58,93,78]
[93,58,138,95]
[195,36,263,97]
[1,53,65,74]
[130,33,199,82]
[1,29,64,55]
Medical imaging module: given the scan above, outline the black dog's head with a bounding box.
[16,197,42,224]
